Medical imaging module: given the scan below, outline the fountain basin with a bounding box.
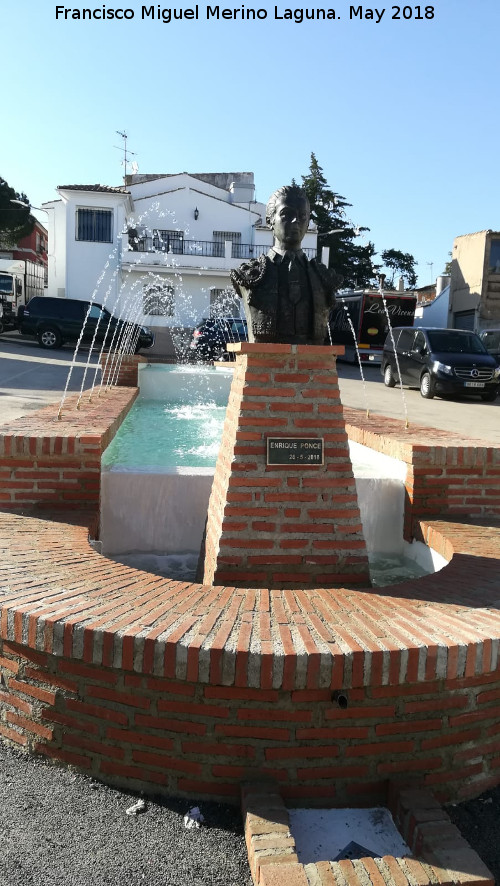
[100,365,426,577]
[100,465,446,582]
[1,384,500,808]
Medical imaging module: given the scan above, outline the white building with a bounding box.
[413,276,451,329]
[44,172,318,357]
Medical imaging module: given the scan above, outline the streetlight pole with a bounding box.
[10,199,49,218]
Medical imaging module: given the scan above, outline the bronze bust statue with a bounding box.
[230,185,341,345]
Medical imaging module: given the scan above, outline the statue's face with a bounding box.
[272,196,310,251]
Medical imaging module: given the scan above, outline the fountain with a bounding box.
[99,361,442,586]
[0,183,500,885]
[98,186,439,586]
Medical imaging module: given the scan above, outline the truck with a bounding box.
[0,259,45,333]
[328,289,417,364]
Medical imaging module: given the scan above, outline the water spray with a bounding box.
[377,274,410,429]
[57,253,116,419]
[333,299,371,419]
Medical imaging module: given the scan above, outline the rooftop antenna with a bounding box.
[114,130,137,185]
[427,261,434,283]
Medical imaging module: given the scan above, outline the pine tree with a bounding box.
[301,153,378,289]
[443,252,452,275]
[380,249,418,289]
[0,177,35,246]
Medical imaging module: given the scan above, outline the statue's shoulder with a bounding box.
[230,254,269,290]
[310,258,343,292]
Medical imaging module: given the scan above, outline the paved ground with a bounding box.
[335,361,500,446]
[0,333,498,884]
[1,334,498,444]
[0,334,101,423]
[0,744,252,886]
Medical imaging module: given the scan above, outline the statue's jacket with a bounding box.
[230,250,341,345]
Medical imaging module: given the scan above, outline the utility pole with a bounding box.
[427,261,434,283]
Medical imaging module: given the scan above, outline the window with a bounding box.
[88,304,109,321]
[143,281,174,316]
[213,231,242,258]
[413,331,427,353]
[62,301,87,320]
[428,329,485,353]
[397,328,416,351]
[489,239,500,273]
[76,208,113,243]
[482,330,500,350]
[0,274,12,295]
[35,232,46,254]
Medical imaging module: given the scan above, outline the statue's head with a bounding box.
[266,186,310,251]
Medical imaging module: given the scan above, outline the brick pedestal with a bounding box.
[202,343,370,589]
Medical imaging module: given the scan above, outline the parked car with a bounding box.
[479,329,500,364]
[381,327,500,401]
[189,317,248,362]
[19,297,154,352]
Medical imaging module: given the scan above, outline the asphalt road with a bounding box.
[1,335,498,444]
[335,361,499,446]
[0,335,102,423]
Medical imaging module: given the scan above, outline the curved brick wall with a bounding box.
[1,386,500,807]
[1,511,500,805]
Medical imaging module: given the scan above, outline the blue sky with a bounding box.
[3,0,499,284]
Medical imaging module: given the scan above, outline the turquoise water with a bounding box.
[102,399,227,469]
[102,397,405,477]
[369,553,428,587]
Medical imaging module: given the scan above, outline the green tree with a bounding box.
[0,177,35,246]
[380,248,418,289]
[443,252,452,275]
[301,153,378,289]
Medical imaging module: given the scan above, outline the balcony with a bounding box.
[121,231,316,273]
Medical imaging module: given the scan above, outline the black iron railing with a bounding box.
[127,236,317,260]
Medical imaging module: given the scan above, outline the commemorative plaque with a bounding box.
[267,437,324,466]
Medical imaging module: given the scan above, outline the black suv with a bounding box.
[189,317,248,362]
[19,297,154,352]
[381,327,500,401]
